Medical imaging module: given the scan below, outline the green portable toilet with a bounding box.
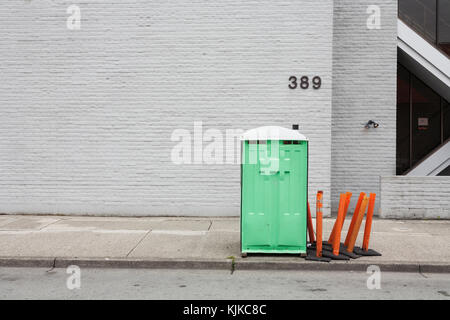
[240,125,308,256]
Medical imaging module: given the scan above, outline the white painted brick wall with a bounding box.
[331,0,398,215]
[0,1,333,216]
[380,176,450,219]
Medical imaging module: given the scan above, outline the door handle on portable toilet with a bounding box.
[259,170,277,174]
[259,168,279,175]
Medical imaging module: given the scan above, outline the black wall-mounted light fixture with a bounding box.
[364,120,379,129]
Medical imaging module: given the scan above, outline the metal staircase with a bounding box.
[405,139,450,176]
[398,19,450,102]
[397,0,450,176]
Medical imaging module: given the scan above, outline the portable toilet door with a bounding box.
[240,126,308,256]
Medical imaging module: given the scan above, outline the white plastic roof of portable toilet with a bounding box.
[240,126,308,141]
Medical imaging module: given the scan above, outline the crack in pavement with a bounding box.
[46,258,57,273]
[125,230,152,258]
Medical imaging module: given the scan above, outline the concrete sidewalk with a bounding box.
[0,214,449,272]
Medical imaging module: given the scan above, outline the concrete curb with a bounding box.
[235,260,450,273]
[0,257,449,273]
[54,258,232,270]
[0,257,55,268]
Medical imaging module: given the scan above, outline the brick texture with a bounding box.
[380,176,450,219]
[0,1,333,216]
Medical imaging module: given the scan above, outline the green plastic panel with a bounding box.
[241,140,308,254]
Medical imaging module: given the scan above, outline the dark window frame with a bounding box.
[396,62,450,175]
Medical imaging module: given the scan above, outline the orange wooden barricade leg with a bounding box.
[305,191,331,262]
[332,193,346,256]
[346,196,369,253]
[328,192,352,243]
[340,192,352,233]
[307,202,315,243]
[344,192,365,247]
[316,191,323,257]
[362,193,376,251]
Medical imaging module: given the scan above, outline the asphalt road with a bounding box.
[0,267,449,299]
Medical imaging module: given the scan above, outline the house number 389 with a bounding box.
[288,76,321,89]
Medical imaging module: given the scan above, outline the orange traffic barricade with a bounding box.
[307,202,315,244]
[305,191,331,262]
[321,193,350,260]
[353,193,381,256]
[346,195,369,253]
[316,191,323,257]
[305,191,381,262]
[344,192,365,247]
[327,192,352,244]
